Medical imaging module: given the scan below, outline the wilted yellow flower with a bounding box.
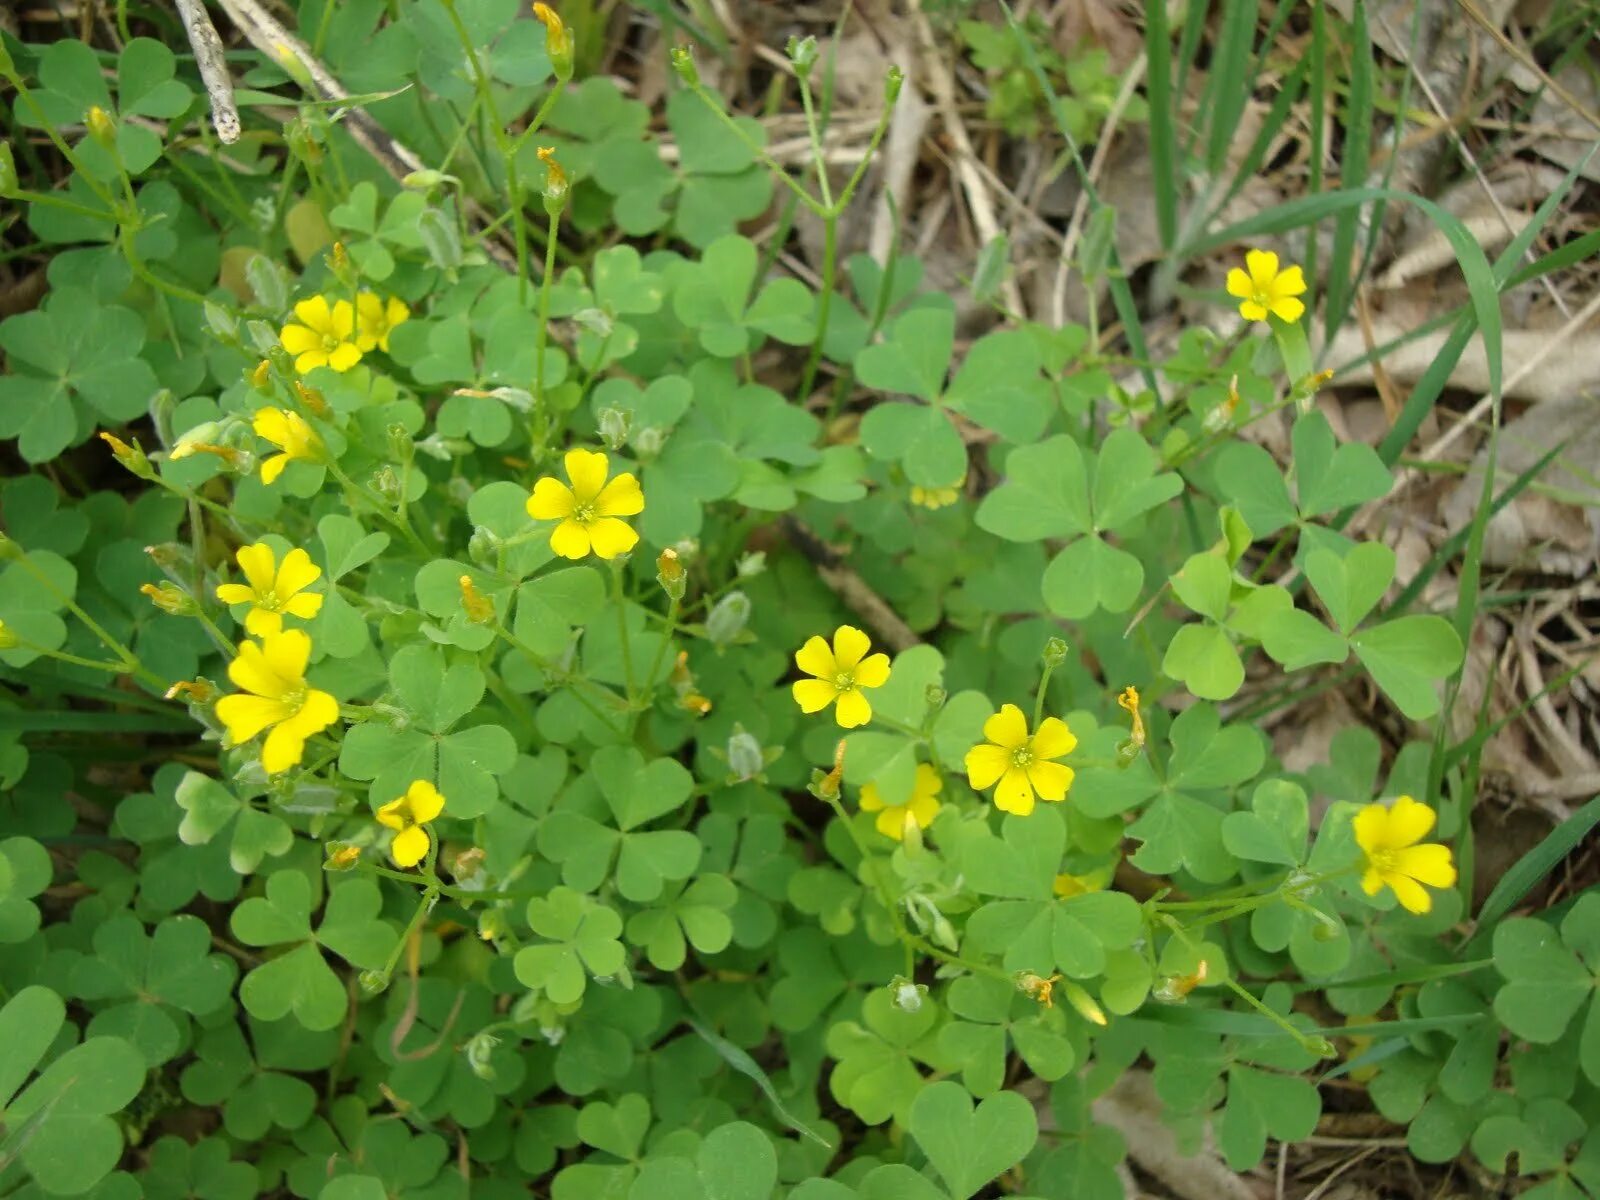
[532,4,574,80]
[326,844,361,871]
[215,542,324,636]
[215,629,338,774]
[252,408,321,484]
[278,295,363,373]
[1017,971,1061,1009]
[537,146,568,203]
[377,779,446,868]
[964,704,1077,816]
[1226,249,1307,324]
[791,625,891,729]
[459,575,495,624]
[860,762,942,842]
[141,582,194,615]
[1117,685,1145,749]
[526,448,644,560]
[1353,795,1457,915]
[355,292,410,353]
[165,679,217,703]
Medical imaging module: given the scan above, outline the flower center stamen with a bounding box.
[1367,848,1396,873]
[321,332,340,350]
[1011,746,1034,769]
[833,671,855,693]
[281,682,308,714]
[573,502,597,524]
[259,589,280,610]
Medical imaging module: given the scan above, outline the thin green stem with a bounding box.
[796,73,834,209]
[532,203,561,448]
[629,593,681,738]
[682,81,825,215]
[14,554,164,689]
[612,561,636,710]
[796,213,837,403]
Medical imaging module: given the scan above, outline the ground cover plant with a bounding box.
[2,1,1599,1198]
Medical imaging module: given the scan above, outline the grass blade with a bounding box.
[1470,794,1600,929]
[1144,0,1178,251]
[1322,0,1372,342]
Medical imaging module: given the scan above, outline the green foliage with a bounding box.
[0,8,1593,1200]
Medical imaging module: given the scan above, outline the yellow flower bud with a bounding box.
[293,379,331,418]
[326,844,361,871]
[86,105,117,150]
[1057,979,1109,1026]
[164,679,217,703]
[533,3,574,81]
[99,431,152,478]
[656,548,686,600]
[141,582,196,615]
[459,575,495,625]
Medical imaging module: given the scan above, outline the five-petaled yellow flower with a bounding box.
[965,703,1077,816]
[355,292,410,353]
[377,779,446,869]
[216,542,324,636]
[792,625,891,729]
[526,448,645,560]
[253,408,321,484]
[215,628,339,775]
[279,295,364,374]
[860,762,942,841]
[1353,795,1457,915]
[1226,249,1307,324]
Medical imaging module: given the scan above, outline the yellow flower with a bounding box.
[526,448,645,560]
[910,484,960,509]
[1052,871,1102,899]
[253,407,321,484]
[1353,795,1457,915]
[1226,249,1307,324]
[964,703,1077,816]
[355,292,410,353]
[860,763,942,841]
[791,625,891,729]
[215,629,339,774]
[215,542,324,636]
[278,295,363,373]
[377,779,446,868]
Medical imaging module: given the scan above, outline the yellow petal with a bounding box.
[1030,716,1077,761]
[1360,866,1386,896]
[405,779,446,823]
[834,689,872,728]
[565,448,609,502]
[1384,872,1432,915]
[858,783,885,812]
[244,608,285,637]
[908,792,941,830]
[587,517,639,560]
[1246,249,1279,287]
[1383,795,1436,849]
[1238,300,1268,323]
[253,408,292,446]
[1028,760,1075,803]
[874,807,907,841]
[260,723,309,774]
[228,640,291,700]
[282,592,323,620]
[327,342,363,372]
[528,477,577,520]
[983,703,1029,751]
[390,824,431,868]
[1269,296,1306,324]
[386,296,410,328]
[993,767,1036,816]
[1352,802,1389,855]
[594,471,645,517]
[1274,265,1307,296]
[1225,268,1253,299]
[328,299,356,339]
[792,678,837,714]
[912,762,943,800]
[832,625,871,671]
[965,743,1010,791]
[279,323,321,354]
[260,629,312,682]
[794,635,836,680]
[236,542,278,594]
[259,453,289,485]
[215,693,288,743]
[281,688,338,740]
[854,652,891,690]
[376,795,409,831]
[292,295,332,332]
[294,349,330,373]
[274,548,321,597]
[1392,843,1456,888]
[215,583,256,606]
[549,518,592,559]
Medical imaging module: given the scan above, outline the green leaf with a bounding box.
[1222,780,1309,866]
[6,1035,148,1195]
[1302,542,1394,634]
[1170,551,1233,622]
[1162,623,1243,701]
[0,986,66,1106]
[908,1081,1037,1200]
[515,886,626,1004]
[976,436,1091,541]
[855,308,954,402]
[1219,1064,1321,1170]
[577,1093,649,1160]
[1292,410,1393,516]
[1349,615,1463,720]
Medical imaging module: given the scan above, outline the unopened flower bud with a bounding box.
[889,975,926,1013]
[326,844,361,871]
[885,65,904,104]
[402,168,459,191]
[164,678,217,704]
[326,241,356,287]
[293,380,330,418]
[1043,637,1069,668]
[459,574,495,625]
[86,105,117,150]
[656,548,685,601]
[670,46,698,86]
[1058,979,1108,1026]
[468,525,497,566]
[358,970,389,995]
[809,740,847,801]
[372,466,401,502]
[478,909,508,942]
[924,684,946,710]
[632,426,664,458]
[537,147,569,216]
[465,1031,500,1081]
[725,726,764,782]
[140,582,196,615]
[251,359,273,392]
[99,431,153,478]
[787,35,818,77]
[705,591,750,648]
[533,3,574,81]
[597,407,629,451]
[735,551,766,578]
[452,846,486,884]
[387,423,412,460]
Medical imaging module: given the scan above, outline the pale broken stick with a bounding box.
[175,0,241,143]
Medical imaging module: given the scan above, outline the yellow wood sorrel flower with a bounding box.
[1353,795,1457,914]
[253,408,321,484]
[1226,249,1307,324]
[355,292,410,352]
[526,448,645,560]
[792,624,891,729]
[376,779,445,868]
[215,628,338,774]
[279,295,364,373]
[860,762,942,841]
[215,542,324,636]
[965,703,1077,816]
